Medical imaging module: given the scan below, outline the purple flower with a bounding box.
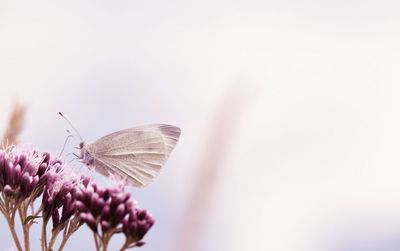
[41,167,90,232]
[75,181,154,248]
[0,147,55,203]
[0,146,155,250]
[123,208,154,245]
[75,183,130,233]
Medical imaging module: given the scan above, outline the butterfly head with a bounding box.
[79,142,94,166]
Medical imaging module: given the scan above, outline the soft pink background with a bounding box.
[1,1,400,250]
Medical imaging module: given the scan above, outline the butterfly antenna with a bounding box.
[58,112,84,142]
[58,134,73,158]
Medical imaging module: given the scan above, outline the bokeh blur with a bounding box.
[1,0,400,250]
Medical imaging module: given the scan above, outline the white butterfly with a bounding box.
[60,113,181,187]
[80,125,180,187]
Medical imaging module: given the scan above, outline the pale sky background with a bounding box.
[1,0,400,251]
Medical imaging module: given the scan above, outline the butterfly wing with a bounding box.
[85,124,180,187]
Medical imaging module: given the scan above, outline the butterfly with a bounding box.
[59,113,181,187]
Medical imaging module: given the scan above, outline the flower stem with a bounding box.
[58,231,72,251]
[23,221,31,251]
[119,239,129,251]
[42,220,48,251]
[19,204,31,251]
[102,232,113,251]
[5,206,23,251]
[48,227,62,251]
[58,217,81,251]
[119,238,139,251]
[93,233,100,251]
[7,217,23,251]
[102,238,109,251]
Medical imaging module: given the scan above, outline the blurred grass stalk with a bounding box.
[177,81,255,251]
[1,103,26,148]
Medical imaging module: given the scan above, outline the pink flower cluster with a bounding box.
[0,147,154,251]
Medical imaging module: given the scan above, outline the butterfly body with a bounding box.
[78,124,181,187]
[80,142,95,165]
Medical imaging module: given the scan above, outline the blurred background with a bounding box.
[1,0,400,250]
